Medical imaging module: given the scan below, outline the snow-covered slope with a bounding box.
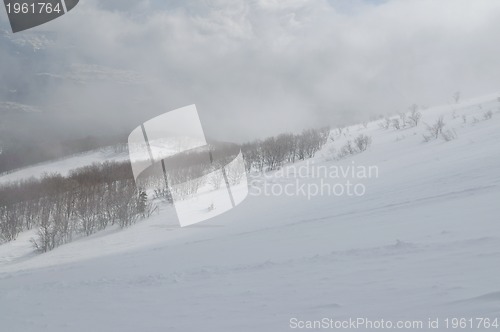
[0,147,129,184]
[1,94,500,332]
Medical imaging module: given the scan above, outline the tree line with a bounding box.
[241,127,330,172]
[0,126,331,252]
[0,162,153,251]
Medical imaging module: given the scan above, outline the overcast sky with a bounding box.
[3,0,500,142]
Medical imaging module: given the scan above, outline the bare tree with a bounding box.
[115,181,140,228]
[0,205,22,242]
[408,105,422,127]
[423,116,445,141]
[261,136,285,170]
[225,161,246,186]
[299,129,323,159]
[207,167,225,190]
[338,140,356,158]
[318,126,331,146]
[484,110,493,120]
[75,187,100,236]
[31,200,57,252]
[399,113,407,128]
[392,118,401,130]
[379,117,391,130]
[354,134,372,152]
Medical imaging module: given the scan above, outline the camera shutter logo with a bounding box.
[128,105,248,227]
[3,0,79,33]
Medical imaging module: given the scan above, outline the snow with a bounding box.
[0,28,56,51]
[36,64,152,85]
[0,94,500,331]
[0,147,129,185]
[0,101,41,113]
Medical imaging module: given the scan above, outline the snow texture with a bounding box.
[1,94,500,331]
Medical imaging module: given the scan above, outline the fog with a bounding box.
[2,0,500,142]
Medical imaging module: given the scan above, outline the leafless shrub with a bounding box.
[207,168,225,190]
[441,129,457,142]
[31,201,59,252]
[296,129,324,161]
[338,140,356,158]
[392,118,401,130]
[423,116,445,141]
[318,126,331,146]
[483,110,493,120]
[170,177,204,199]
[378,117,391,130]
[354,134,372,152]
[399,112,407,128]
[225,162,246,186]
[242,141,265,173]
[242,127,328,172]
[0,205,22,242]
[261,134,290,170]
[408,109,422,127]
[422,134,433,143]
[115,181,141,228]
[337,135,372,158]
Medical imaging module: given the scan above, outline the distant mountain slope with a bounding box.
[0,93,499,332]
[0,145,129,184]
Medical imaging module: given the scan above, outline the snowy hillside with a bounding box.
[0,28,56,51]
[0,147,129,184]
[0,101,42,114]
[0,94,500,331]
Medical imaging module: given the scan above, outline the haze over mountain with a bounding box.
[2,0,500,145]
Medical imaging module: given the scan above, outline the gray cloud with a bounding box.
[2,0,500,142]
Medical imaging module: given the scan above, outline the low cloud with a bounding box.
[2,0,500,142]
